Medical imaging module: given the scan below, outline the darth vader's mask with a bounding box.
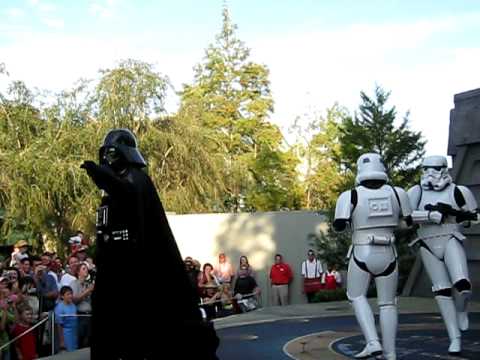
[98,129,146,172]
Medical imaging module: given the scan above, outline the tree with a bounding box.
[94,59,226,212]
[179,5,300,211]
[339,85,425,188]
[95,59,169,131]
[0,62,227,252]
[290,104,347,210]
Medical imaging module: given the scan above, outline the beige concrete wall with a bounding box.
[166,211,328,306]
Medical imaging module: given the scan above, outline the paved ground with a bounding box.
[40,297,480,359]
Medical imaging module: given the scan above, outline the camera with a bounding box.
[69,236,82,245]
[86,269,96,284]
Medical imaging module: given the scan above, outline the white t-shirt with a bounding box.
[301,259,323,279]
[59,273,77,289]
[48,271,61,290]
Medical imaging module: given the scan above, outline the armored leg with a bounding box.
[347,257,382,358]
[444,238,471,331]
[420,247,461,353]
[376,262,398,360]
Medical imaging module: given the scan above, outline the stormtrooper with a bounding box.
[407,155,478,354]
[81,129,219,359]
[334,153,412,360]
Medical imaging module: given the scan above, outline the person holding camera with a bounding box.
[71,262,94,349]
[59,256,79,289]
[35,265,58,313]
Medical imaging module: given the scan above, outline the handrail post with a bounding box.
[51,311,55,356]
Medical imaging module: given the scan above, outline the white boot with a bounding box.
[351,296,382,358]
[457,312,469,332]
[383,352,396,360]
[454,290,471,331]
[380,304,397,360]
[354,340,383,359]
[435,296,461,354]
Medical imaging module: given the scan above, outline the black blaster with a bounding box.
[424,202,477,223]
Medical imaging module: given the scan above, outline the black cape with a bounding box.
[85,164,219,359]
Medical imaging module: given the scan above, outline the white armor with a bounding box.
[334,153,412,360]
[407,155,478,354]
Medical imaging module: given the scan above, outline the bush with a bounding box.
[311,288,348,302]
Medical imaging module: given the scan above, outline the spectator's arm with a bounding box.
[335,271,342,284]
[197,272,205,289]
[15,343,23,360]
[231,273,238,293]
[0,308,7,332]
[301,261,306,277]
[315,260,323,277]
[57,323,66,350]
[73,284,94,304]
[55,307,66,350]
[11,327,24,360]
[45,274,59,299]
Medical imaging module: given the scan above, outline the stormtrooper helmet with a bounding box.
[355,153,388,185]
[420,155,451,191]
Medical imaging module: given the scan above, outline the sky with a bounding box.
[1,0,480,158]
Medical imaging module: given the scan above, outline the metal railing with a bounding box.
[0,311,92,357]
[0,315,49,352]
[0,293,257,356]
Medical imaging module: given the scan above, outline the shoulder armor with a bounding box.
[407,184,422,210]
[455,185,478,212]
[394,186,412,217]
[334,190,352,221]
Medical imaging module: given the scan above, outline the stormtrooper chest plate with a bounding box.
[418,186,457,211]
[352,186,400,230]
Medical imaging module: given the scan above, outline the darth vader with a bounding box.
[81,129,218,359]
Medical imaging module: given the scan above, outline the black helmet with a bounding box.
[99,129,146,168]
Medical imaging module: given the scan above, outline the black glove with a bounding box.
[456,211,478,223]
[424,202,454,216]
[80,160,98,176]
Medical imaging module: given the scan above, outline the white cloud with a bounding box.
[38,3,56,13]
[6,8,25,18]
[247,15,480,156]
[41,18,64,29]
[89,0,119,19]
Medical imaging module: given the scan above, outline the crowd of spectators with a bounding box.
[185,250,342,320]
[0,237,341,358]
[0,236,95,359]
[184,253,261,320]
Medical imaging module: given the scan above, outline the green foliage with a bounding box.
[291,104,347,210]
[95,59,169,130]
[309,210,352,269]
[0,61,226,252]
[311,288,347,302]
[179,6,300,211]
[339,85,425,189]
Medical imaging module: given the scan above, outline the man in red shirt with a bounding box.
[269,254,293,306]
